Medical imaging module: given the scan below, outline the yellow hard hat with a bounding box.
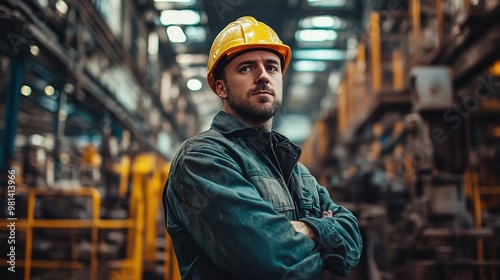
[206,16,292,93]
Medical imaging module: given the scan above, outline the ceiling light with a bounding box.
[296,29,337,42]
[166,26,187,43]
[184,26,206,42]
[293,60,328,72]
[176,54,208,65]
[187,78,202,91]
[294,49,346,61]
[160,10,200,25]
[37,0,49,7]
[328,72,341,92]
[30,45,39,56]
[55,0,68,14]
[148,32,159,55]
[20,85,32,96]
[307,0,346,7]
[44,85,55,96]
[299,16,346,29]
[311,16,335,28]
[181,67,206,77]
[64,83,75,93]
[30,134,45,146]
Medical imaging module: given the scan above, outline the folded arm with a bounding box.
[299,184,363,277]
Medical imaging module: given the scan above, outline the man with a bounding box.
[163,16,362,279]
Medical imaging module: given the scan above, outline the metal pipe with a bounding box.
[337,80,347,133]
[0,59,24,180]
[24,191,35,280]
[357,42,367,105]
[91,187,100,280]
[370,12,382,91]
[436,0,444,49]
[392,50,404,90]
[411,0,421,66]
[347,62,355,123]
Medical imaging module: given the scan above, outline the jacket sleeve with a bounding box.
[166,145,325,280]
[299,177,363,277]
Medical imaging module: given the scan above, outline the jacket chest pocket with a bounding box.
[249,175,295,213]
[296,175,321,218]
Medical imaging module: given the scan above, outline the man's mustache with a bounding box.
[251,85,274,95]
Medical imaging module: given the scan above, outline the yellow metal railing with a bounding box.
[464,167,500,280]
[0,154,179,280]
[0,187,114,280]
[337,9,411,135]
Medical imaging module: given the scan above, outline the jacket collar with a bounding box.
[210,111,255,135]
[210,111,291,141]
[210,111,301,153]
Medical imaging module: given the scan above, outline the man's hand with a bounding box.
[322,210,333,218]
[290,221,317,239]
[291,210,333,240]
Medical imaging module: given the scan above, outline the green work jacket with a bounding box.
[163,111,362,280]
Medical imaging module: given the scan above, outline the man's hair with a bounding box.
[213,55,229,83]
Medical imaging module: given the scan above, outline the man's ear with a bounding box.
[214,80,228,99]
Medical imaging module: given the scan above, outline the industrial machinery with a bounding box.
[0,0,182,279]
[302,1,500,279]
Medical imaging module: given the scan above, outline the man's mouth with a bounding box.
[252,91,273,96]
[252,86,274,96]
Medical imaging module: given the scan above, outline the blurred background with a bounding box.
[0,0,500,279]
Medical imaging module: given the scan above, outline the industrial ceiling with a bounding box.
[153,0,363,143]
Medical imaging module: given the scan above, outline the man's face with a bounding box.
[215,50,283,124]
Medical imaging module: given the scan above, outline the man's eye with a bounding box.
[240,66,252,72]
[267,65,279,72]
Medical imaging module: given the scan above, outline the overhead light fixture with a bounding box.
[148,32,159,55]
[187,78,202,91]
[30,45,40,56]
[184,26,206,42]
[44,85,55,96]
[64,83,75,93]
[176,54,208,65]
[20,85,32,96]
[293,60,328,72]
[299,16,346,29]
[295,29,337,42]
[181,67,206,77]
[166,26,187,43]
[55,0,68,14]
[311,16,335,28]
[307,0,347,7]
[328,72,341,91]
[160,10,200,25]
[294,49,346,61]
[30,134,45,146]
[37,0,49,7]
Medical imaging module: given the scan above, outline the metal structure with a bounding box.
[302,0,500,279]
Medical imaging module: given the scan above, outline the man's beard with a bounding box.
[225,83,281,124]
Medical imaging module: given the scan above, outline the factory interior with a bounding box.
[1,0,500,279]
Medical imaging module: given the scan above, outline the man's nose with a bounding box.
[255,65,270,84]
